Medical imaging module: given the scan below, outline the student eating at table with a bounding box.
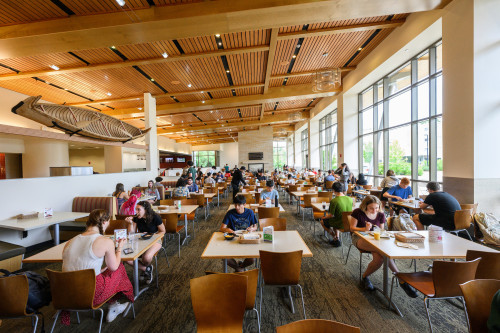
[125,201,165,285]
[173,178,190,198]
[187,177,199,192]
[324,170,336,182]
[204,172,216,185]
[412,181,461,231]
[113,183,129,210]
[350,195,418,297]
[259,180,279,204]
[144,180,160,204]
[383,177,412,215]
[286,174,296,185]
[62,209,134,323]
[319,182,353,247]
[219,195,258,272]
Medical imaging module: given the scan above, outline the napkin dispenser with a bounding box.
[263,226,274,242]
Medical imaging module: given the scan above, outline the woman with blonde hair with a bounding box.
[350,195,417,298]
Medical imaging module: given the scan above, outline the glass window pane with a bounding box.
[331,112,337,124]
[418,81,429,119]
[418,120,430,181]
[387,63,411,96]
[362,107,373,134]
[436,117,443,182]
[362,88,374,109]
[362,135,373,175]
[415,181,428,198]
[332,124,338,143]
[417,52,429,81]
[436,75,442,115]
[388,125,412,179]
[436,44,442,72]
[376,103,384,130]
[377,81,384,102]
[377,133,384,176]
[388,90,411,127]
[331,144,337,170]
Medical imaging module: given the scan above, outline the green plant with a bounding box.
[437,158,443,171]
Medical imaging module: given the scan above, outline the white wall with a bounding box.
[219,142,238,168]
[69,148,105,174]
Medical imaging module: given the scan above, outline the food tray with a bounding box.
[395,232,425,243]
[16,212,39,219]
[238,234,262,244]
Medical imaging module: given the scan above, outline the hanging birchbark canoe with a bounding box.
[11,95,151,142]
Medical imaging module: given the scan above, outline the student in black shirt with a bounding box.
[231,166,247,200]
[125,201,165,284]
[413,182,461,230]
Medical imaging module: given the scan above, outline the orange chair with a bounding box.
[258,207,279,219]
[160,213,185,257]
[460,279,500,333]
[300,194,317,222]
[277,319,360,333]
[466,250,500,279]
[451,209,474,240]
[190,274,247,332]
[259,218,287,231]
[104,220,128,235]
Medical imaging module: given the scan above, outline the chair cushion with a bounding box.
[72,197,116,216]
[396,272,435,297]
[0,241,25,261]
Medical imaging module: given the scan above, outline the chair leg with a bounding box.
[76,311,80,324]
[162,246,170,267]
[296,284,306,319]
[288,286,295,314]
[50,310,61,333]
[177,233,181,257]
[259,284,264,323]
[388,275,396,310]
[155,255,159,288]
[461,297,471,332]
[340,233,344,260]
[32,315,39,333]
[464,229,473,241]
[424,297,434,333]
[97,308,104,333]
[345,244,353,265]
[253,308,261,333]
[359,252,363,282]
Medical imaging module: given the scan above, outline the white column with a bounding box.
[309,119,320,169]
[337,93,359,174]
[144,93,158,173]
[23,139,69,178]
[104,146,123,173]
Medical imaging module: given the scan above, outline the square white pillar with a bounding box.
[144,93,158,172]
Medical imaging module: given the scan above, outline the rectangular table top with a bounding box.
[201,231,313,259]
[311,201,361,212]
[290,191,318,197]
[354,230,498,260]
[154,205,198,214]
[0,212,89,231]
[391,200,422,210]
[23,232,165,263]
[138,195,156,201]
[227,204,285,213]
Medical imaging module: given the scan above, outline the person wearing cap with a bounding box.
[231,166,247,200]
[259,180,279,204]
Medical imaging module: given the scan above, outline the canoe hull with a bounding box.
[12,96,150,142]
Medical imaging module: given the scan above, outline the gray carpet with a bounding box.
[1,192,468,333]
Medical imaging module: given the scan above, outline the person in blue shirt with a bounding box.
[259,180,279,204]
[324,170,336,182]
[187,177,198,192]
[383,177,412,215]
[220,195,258,272]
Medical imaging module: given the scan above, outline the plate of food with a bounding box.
[223,232,236,240]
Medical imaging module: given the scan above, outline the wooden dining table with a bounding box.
[227,203,285,213]
[154,205,198,245]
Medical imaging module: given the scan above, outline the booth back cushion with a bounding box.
[72,197,117,219]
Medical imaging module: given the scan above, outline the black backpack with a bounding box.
[0,269,52,313]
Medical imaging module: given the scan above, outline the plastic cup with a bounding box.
[373,230,381,240]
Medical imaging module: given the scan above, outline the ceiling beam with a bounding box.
[0,45,268,81]
[158,111,310,134]
[0,0,449,59]
[264,28,279,94]
[106,83,339,117]
[270,67,355,80]
[277,19,406,40]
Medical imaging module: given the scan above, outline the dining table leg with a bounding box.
[53,223,60,245]
[377,256,403,317]
[133,259,140,297]
[182,214,190,245]
[223,259,227,273]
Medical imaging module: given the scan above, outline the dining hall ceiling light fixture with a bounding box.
[116,0,126,6]
[312,68,341,92]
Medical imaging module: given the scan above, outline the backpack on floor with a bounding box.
[0,269,52,313]
[474,212,500,246]
[392,213,417,231]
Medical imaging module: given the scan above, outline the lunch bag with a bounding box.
[392,213,417,231]
[474,212,500,246]
[0,269,52,312]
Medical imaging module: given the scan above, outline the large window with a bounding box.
[358,41,443,196]
[192,151,218,167]
[319,110,338,171]
[273,140,287,169]
[301,129,308,169]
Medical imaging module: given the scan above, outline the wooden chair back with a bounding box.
[190,274,247,332]
[172,196,188,200]
[277,319,361,333]
[362,185,372,190]
[259,218,287,231]
[237,193,254,204]
[179,199,197,205]
[159,199,174,206]
[324,180,335,190]
[243,185,256,191]
[160,213,179,234]
[466,250,500,279]
[460,203,478,216]
[254,192,261,204]
[205,269,259,310]
[347,184,355,195]
[341,211,353,233]
[296,180,305,185]
[258,207,279,219]
[311,197,330,204]
[203,187,217,194]
[46,269,96,310]
[432,258,481,298]
[303,194,317,207]
[318,191,333,200]
[288,185,299,192]
[190,193,205,206]
[105,219,128,234]
[259,250,302,285]
[460,279,500,333]
[454,209,473,230]
[0,274,30,317]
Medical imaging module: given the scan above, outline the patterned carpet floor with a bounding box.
[2,192,468,333]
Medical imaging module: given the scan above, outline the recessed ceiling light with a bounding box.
[296,44,301,48]
[226,70,230,73]
[106,92,112,96]
[111,46,116,49]
[49,65,60,70]
[201,91,204,94]
[358,47,363,51]
[187,84,192,88]
[322,52,328,57]
[116,0,125,6]
[138,107,142,110]
[151,78,155,81]
[218,42,222,46]
[45,81,50,84]
[162,52,168,58]
[202,100,205,104]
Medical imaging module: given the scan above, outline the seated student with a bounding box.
[324,170,336,182]
[286,174,296,185]
[62,209,134,323]
[220,195,258,272]
[319,182,353,247]
[204,172,215,185]
[383,177,412,215]
[195,171,203,185]
[356,173,368,186]
[125,201,165,284]
[224,170,231,178]
[113,183,129,210]
[316,170,324,182]
[259,180,279,204]
[187,177,199,192]
[119,189,141,215]
[173,178,190,198]
[144,180,160,204]
[380,170,399,202]
[412,181,461,231]
[154,177,164,188]
[350,196,417,297]
[257,171,267,181]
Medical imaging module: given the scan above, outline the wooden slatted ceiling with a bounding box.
[60,0,150,15]
[115,40,181,60]
[272,38,299,75]
[349,28,394,66]
[221,30,271,49]
[0,0,67,27]
[264,99,316,111]
[0,52,84,73]
[152,0,203,6]
[0,78,86,104]
[71,47,124,64]
[227,52,266,86]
